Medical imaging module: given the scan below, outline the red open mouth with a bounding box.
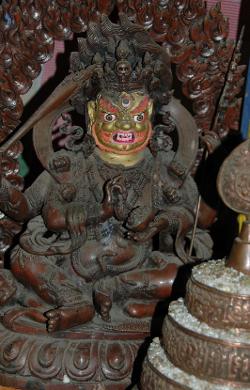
[113,131,135,144]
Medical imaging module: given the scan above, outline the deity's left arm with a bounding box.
[156,174,201,263]
[159,173,198,235]
[140,205,195,244]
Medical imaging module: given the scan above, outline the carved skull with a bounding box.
[116,60,131,80]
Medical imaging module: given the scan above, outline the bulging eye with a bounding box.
[104,113,116,122]
[134,113,144,122]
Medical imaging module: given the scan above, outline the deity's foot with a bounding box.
[124,301,157,318]
[94,289,112,322]
[45,303,95,332]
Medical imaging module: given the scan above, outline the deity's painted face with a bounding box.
[88,91,153,155]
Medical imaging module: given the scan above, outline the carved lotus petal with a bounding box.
[29,342,63,379]
[3,339,24,361]
[37,343,58,368]
[73,344,90,370]
[107,343,125,370]
[101,342,135,380]
[0,334,29,373]
[64,341,97,381]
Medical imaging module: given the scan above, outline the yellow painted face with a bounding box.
[88,92,153,155]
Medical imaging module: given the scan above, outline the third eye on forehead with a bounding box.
[99,90,148,106]
[99,97,149,115]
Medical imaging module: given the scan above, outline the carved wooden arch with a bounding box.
[0,0,244,259]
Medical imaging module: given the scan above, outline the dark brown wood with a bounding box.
[0,1,245,258]
[117,1,244,139]
[0,322,148,389]
[0,2,245,389]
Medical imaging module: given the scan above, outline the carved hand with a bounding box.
[201,131,221,154]
[66,203,86,248]
[103,176,128,221]
[126,207,156,232]
[127,222,158,242]
[127,213,170,243]
[66,203,86,234]
[0,179,31,221]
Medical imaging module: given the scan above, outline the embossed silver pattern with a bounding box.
[141,358,189,390]
[163,316,250,386]
[217,139,250,215]
[185,276,250,330]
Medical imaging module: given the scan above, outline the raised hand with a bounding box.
[126,224,158,243]
[66,203,86,249]
[127,212,170,243]
[103,176,128,221]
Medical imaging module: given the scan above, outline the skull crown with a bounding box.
[70,14,173,109]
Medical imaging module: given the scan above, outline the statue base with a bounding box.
[0,315,150,389]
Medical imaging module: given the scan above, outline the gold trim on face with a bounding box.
[87,92,153,165]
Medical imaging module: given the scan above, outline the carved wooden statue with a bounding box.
[0,1,244,389]
[0,14,200,329]
[0,14,204,389]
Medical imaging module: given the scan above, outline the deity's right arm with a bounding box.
[0,170,51,222]
[0,178,32,222]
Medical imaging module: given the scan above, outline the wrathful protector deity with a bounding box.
[0,14,211,388]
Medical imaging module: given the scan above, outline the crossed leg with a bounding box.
[94,254,178,321]
[11,247,95,332]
